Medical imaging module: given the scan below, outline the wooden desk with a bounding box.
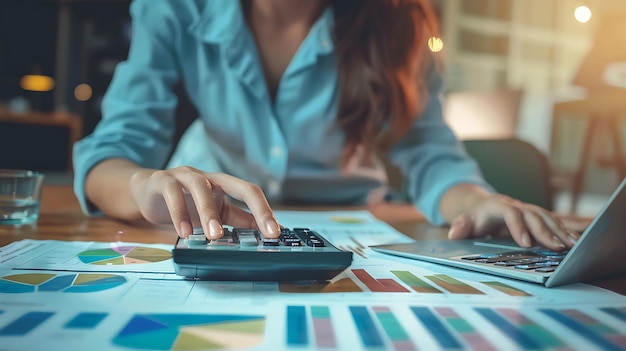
[0,185,433,247]
[1,184,624,294]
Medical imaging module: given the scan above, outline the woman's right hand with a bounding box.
[128,166,281,240]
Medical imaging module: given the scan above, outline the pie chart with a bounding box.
[113,314,265,350]
[330,216,366,224]
[77,246,171,265]
[0,273,127,293]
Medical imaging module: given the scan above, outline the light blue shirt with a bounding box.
[73,0,490,225]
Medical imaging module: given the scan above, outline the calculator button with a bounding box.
[212,237,234,243]
[239,236,259,247]
[187,234,208,246]
[306,236,326,247]
[535,267,557,273]
[283,239,302,246]
[261,237,280,246]
[483,255,532,263]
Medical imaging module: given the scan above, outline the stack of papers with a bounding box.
[0,211,624,350]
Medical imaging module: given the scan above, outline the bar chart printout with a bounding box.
[541,308,626,350]
[475,308,566,349]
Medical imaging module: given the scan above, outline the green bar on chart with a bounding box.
[391,271,442,293]
[426,274,484,295]
[372,306,416,351]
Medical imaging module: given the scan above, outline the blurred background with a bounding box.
[1,0,625,217]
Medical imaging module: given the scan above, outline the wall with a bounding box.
[435,0,626,195]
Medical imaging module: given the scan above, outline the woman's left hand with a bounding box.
[446,192,584,250]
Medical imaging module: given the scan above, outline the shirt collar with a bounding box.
[311,6,335,56]
[188,0,335,56]
[188,0,246,44]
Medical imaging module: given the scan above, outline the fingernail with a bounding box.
[568,233,579,245]
[179,221,192,238]
[447,228,454,239]
[209,219,223,238]
[265,219,280,237]
[520,233,530,247]
[553,237,565,248]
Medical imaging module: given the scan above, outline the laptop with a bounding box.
[371,177,626,287]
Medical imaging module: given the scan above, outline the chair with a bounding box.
[444,88,522,140]
[464,139,554,211]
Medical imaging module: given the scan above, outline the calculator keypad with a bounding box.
[460,249,566,273]
[185,227,327,249]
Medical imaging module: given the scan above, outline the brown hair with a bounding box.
[332,0,440,164]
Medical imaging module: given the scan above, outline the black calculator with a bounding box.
[172,227,353,281]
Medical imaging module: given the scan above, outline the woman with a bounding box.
[74,0,582,250]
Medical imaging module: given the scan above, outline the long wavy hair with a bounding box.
[332,0,440,165]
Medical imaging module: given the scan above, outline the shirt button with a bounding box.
[270,145,284,158]
[267,180,281,197]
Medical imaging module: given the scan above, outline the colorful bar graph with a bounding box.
[476,308,565,349]
[0,312,55,336]
[410,307,463,349]
[64,312,108,329]
[541,308,626,350]
[372,306,415,351]
[349,306,385,348]
[351,269,409,293]
[601,307,626,323]
[481,281,531,296]
[391,271,442,293]
[434,307,495,351]
[426,274,484,295]
[311,306,337,349]
[286,306,308,347]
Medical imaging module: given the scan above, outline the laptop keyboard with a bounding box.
[460,249,568,273]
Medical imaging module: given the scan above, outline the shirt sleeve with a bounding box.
[387,67,494,226]
[72,0,181,215]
